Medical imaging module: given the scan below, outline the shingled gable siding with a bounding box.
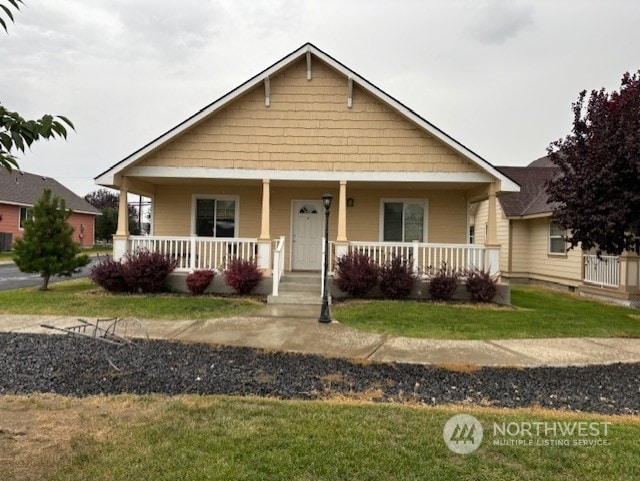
[136,57,480,174]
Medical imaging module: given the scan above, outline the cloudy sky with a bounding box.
[2,0,639,196]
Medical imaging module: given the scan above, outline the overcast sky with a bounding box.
[2,0,639,196]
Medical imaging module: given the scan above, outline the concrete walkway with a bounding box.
[2,305,640,367]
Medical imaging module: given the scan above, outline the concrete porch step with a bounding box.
[279,273,321,287]
[267,293,323,305]
[267,271,324,305]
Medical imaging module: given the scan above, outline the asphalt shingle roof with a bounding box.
[496,160,559,217]
[0,169,100,215]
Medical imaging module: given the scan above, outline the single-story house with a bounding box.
[95,43,520,302]
[471,157,640,305]
[0,169,100,250]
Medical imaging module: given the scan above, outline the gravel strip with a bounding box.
[1,333,639,415]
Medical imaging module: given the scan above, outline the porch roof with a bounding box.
[95,43,519,194]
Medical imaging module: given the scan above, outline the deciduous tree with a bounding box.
[547,71,640,255]
[1,0,74,171]
[84,189,141,240]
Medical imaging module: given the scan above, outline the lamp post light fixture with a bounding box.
[318,192,333,323]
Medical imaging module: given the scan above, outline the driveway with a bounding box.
[0,260,97,291]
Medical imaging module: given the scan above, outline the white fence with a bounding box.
[333,241,487,277]
[583,255,620,288]
[129,236,259,272]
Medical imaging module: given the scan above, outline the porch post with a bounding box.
[112,179,130,261]
[484,183,500,276]
[335,180,349,258]
[618,251,640,298]
[258,179,272,274]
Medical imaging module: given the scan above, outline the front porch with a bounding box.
[117,235,500,303]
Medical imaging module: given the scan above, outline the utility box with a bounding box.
[0,232,12,252]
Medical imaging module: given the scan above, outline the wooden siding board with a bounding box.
[135,57,479,175]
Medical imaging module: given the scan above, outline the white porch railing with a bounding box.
[129,236,259,272]
[583,254,620,288]
[271,236,286,296]
[332,241,487,277]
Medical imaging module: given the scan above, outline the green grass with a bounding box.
[0,278,262,320]
[333,286,640,339]
[51,396,640,481]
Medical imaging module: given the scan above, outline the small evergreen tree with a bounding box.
[13,189,90,290]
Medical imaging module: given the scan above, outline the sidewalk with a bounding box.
[2,305,640,367]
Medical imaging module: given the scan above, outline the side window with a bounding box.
[549,221,566,254]
[19,207,32,229]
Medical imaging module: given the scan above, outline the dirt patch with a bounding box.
[0,394,155,481]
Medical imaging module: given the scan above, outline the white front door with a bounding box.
[292,200,323,270]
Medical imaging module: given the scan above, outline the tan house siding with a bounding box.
[472,199,488,245]
[153,184,262,238]
[525,217,583,285]
[135,58,480,175]
[471,200,582,285]
[496,202,509,270]
[509,220,530,274]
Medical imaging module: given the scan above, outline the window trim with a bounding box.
[548,220,567,255]
[191,194,240,237]
[378,198,428,242]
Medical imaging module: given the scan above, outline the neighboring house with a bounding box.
[95,43,519,301]
[0,169,100,251]
[471,157,640,305]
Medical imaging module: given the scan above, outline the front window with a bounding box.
[549,221,566,254]
[195,198,237,237]
[382,200,425,242]
[19,207,32,229]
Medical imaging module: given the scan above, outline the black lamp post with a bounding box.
[318,192,333,323]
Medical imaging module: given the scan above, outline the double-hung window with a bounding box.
[549,221,566,254]
[381,200,425,242]
[194,197,237,238]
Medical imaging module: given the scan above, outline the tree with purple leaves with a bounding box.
[547,71,640,255]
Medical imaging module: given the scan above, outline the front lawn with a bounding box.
[0,278,262,320]
[333,286,640,339]
[3,395,632,481]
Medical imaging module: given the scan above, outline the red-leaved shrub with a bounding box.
[465,268,498,303]
[186,269,215,295]
[428,264,460,301]
[223,258,263,295]
[90,249,178,293]
[122,249,179,293]
[334,252,379,297]
[89,255,128,293]
[379,256,415,299]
